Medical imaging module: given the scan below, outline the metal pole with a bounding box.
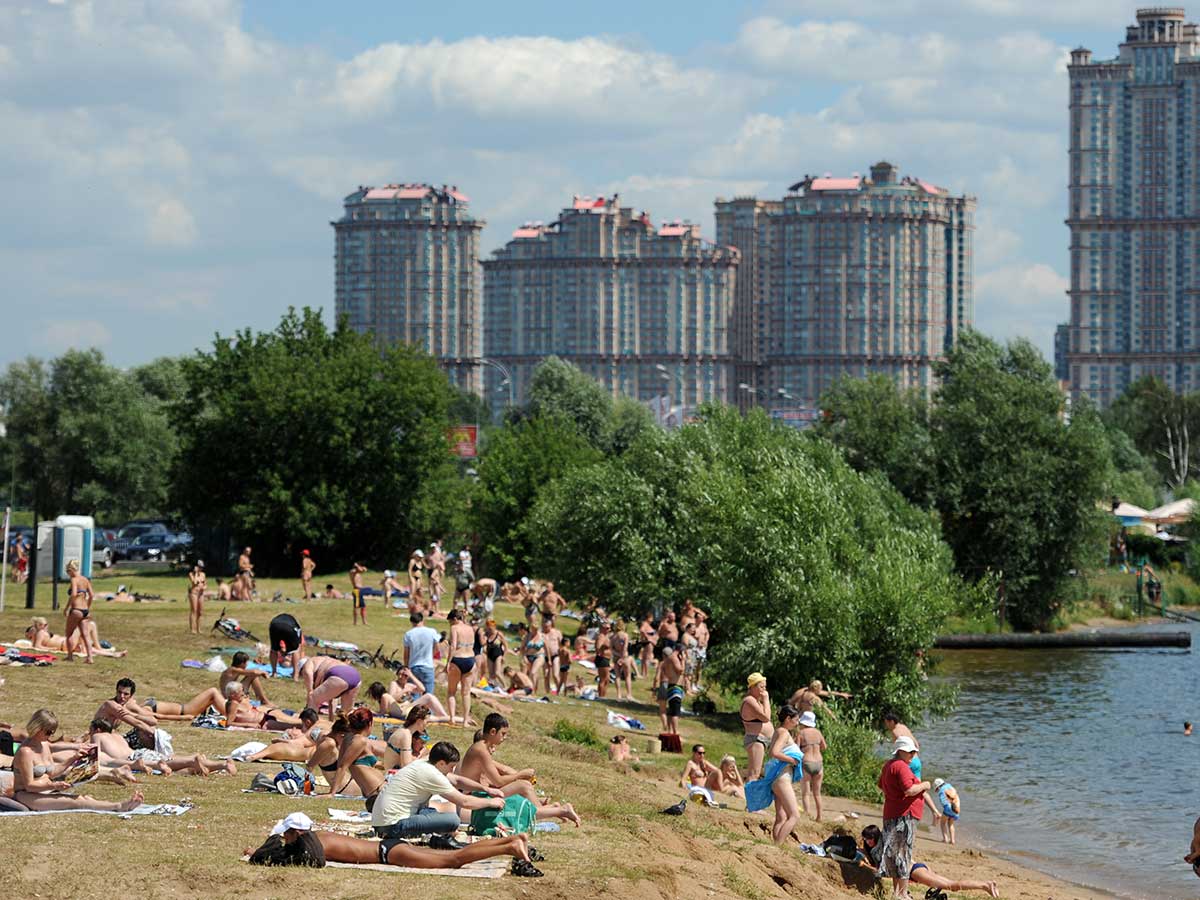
[25,511,37,609]
[0,506,9,612]
[51,524,59,612]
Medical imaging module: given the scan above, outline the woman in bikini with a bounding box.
[741,672,772,781]
[366,681,450,722]
[610,619,633,700]
[305,717,351,792]
[12,708,143,812]
[796,710,827,821]
[383,704,431,769]
[25,617,126,658]
[151,681,302,729]
[593,620,613,699]
[327,707,386,807]
[187,560,207,635]
[483,619,507,682]
[767,705,802,845]
[520,624,546,687]
[637,612,657,679]
[446,609,477,726]
[63,559,94,663]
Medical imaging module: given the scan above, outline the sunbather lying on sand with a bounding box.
[25,616,127,657]
[861,825,999,897]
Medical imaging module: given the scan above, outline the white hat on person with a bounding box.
[799,711,817,728]
[893,736,918,755]
[384,570,393,578]
[933,777,945,789]
[270,812,314,835]
[414,549,424,557]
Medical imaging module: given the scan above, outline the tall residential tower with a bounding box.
[716,161,975,413]
[332,184,483,392]
[482,195,739,407]
[1060,8,1200,405]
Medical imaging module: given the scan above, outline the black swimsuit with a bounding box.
[486,636,505,661]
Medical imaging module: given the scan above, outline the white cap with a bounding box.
[521,577,530,585]
[933,777,945,789]
[893,736,918,755]
[384,570,393,578]
[460,550,469,558]
[799,711,817,728]
[414,549,424,557]
[270,811,314,835]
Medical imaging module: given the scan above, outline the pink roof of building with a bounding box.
[573,195,609,210]
[449,189,470,202]
[916,180,946,195]
[363,184,431,200]
[512,226,542,239]
[809,177,862,191]
[658,224,692,236]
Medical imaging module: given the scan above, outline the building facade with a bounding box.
[1060,8,1200,406]
[332,184,483,392]
[482,195,739,408]
[716,161,975,413]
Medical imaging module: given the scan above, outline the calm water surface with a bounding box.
[921,622,1199,899]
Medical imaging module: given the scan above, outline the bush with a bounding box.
[820,716,883,804]
[550,719,602,750]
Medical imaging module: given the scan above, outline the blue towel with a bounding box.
[744,746,804,813]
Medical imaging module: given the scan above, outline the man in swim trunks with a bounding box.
[349,563,367,625]
[539,582,566,618]
[657,610,679,658]
[654,645,686,734]
[1186,816,1200,878]
[882,710,922,779]
[236,547,254,601]
[95,677,160,748]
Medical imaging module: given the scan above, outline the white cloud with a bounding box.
[765,0,1134,27]
[975,262,1069,353]
[143,195,197,247]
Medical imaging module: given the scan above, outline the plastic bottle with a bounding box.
[303,773,313,795]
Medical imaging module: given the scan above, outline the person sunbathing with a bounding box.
[148,681,302,729]
[95,677,161,747]
[87,719,234,777]
[317,828,543,875]
[12,708,143,812]
[241,709,324,763]
[860,825,999,897]
[608,734,636,762]
[366,680,450,722]
[710,754,744,797]
[25,616,127,658]
[458,713,581,827]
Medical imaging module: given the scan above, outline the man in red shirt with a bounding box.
[876,736,932,899]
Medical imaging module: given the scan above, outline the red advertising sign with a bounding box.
[448,425,478,459]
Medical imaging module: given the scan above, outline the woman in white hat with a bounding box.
[797,710,827,821]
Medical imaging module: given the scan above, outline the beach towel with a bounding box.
[229,741,269,761]
[744,746,803,813]
[606,710,646,731]
[685,785,721,807]
[0,803,191,818]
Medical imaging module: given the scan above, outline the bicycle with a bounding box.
[211,608,259,643]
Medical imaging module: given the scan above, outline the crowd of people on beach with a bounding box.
[0,548,1004,895]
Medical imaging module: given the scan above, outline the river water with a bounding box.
[920,621,1198,899]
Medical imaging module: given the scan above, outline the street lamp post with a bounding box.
[654,363,684,411]
[469,358,515,419]
[738,382,763,409]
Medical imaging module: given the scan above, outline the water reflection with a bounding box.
[921,625,1197,899]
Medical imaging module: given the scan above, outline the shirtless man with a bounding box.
[300,549,315,600]
[87,719,232,777]
[539,582,566,619]
[217,578,232,604]
[236,547,254,601]
[64,559,94,663]
[349,563,367,625]
[657,610,679,657]
[222,651,271,703]
[882,709,928,785]
[469,578,498,619]
[538,616,563,695]
[1185,816,1200,878]
[654,645,686,734]
[95,678,159,748]
[790,680,848,721]
[187,560,207,634]
[457,713,581,826]
[321,583,344,600]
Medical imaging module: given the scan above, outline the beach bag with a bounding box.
[470,794,537,836]
[821,834,859,863]
[273,763,306,795]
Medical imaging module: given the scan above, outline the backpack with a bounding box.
[469,794,537,836]
[821,834,859,863]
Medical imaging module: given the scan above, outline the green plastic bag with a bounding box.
[470,794,537,836]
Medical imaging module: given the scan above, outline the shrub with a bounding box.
[550,719,602,750]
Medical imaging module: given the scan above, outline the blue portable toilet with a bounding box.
[54,515,94,579]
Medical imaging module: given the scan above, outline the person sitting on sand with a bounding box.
[12,708,144,813]
[681,743,720,791]
[710,754,744,797]
[609,734,636,763]
[860,824,999,897]
[87,719,233,777]
[25,616,127,658]
[457,713,582,827]
[95,678,161,747]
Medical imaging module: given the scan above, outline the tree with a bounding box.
[529,405,962,719]
[816,373,935,507]
[930,332,1109,631]
[1105,377,1200,490]
[471,415,602,580]
[0,351,176,523]
[172,308,456,574]
[526,357,613,448]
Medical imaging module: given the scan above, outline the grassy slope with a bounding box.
[0,567,1102,900]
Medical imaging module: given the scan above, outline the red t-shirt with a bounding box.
[878,758,924,820]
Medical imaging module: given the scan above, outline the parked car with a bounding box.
[113,522,170,559]
[93,532,114,569]
[126,532,189,562]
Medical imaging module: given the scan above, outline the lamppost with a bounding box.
[738,382,763,409]
[469,358,515,419]
[655,363,685,409]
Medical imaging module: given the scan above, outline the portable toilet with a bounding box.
[54,515,94,579]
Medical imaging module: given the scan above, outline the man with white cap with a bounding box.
[247,811,326,867]
[877,736,932,899]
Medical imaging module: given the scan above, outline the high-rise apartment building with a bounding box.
[716,161,975,413]
[1059,8,1200,406]
[482,195,739,407]
[332,184,483,392]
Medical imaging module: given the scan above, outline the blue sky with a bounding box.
[0,0,1147,368]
